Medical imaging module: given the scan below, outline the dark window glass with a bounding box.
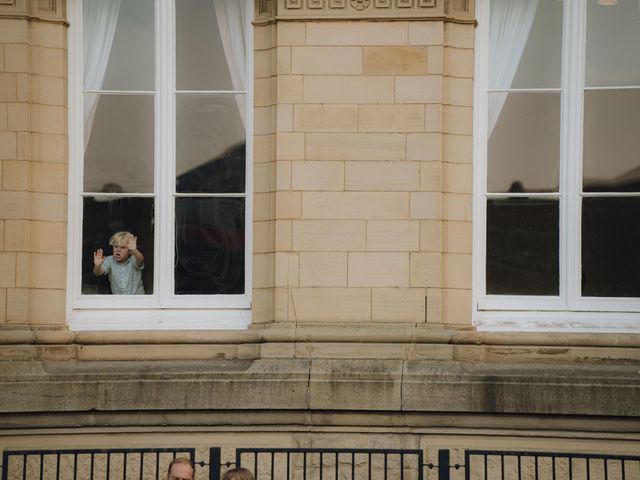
[486,198,559,295]
[176,94,245,194]
[82,196,154,294]
[175,197,245,295]
[582,197,640,297]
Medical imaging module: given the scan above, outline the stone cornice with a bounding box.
[255,0,475,23]
[0,0,66,24]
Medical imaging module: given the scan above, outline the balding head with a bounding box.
[167,457,194,480]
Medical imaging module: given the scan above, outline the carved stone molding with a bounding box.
[257,0,474,22]
[0,0,66,24]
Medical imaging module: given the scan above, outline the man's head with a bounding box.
[167,457,195,480]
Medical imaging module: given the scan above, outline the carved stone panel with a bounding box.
[271,0,474,21]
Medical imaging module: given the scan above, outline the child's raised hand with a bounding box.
[93,248,105,266]
[126,234,138,252]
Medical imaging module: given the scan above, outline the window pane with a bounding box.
[486,198,559,295]
[176,94,246,193]
[176,0,246,91]
[82,196,154,295]
[586,0,640,87]
[488,92,560,193]
[83,0,154,91]
[582,197,640,297]
[489,0,562,89]
[175,197,245,295]
[84,94,154,193]
[583,90,640,192]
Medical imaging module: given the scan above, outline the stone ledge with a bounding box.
[1,359,638,419]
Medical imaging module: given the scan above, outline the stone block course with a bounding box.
[4,219,27,252]
[29,252,65,289]
[420,161,443,191]
[358,105,425,133]
[348,252,409,287]
[277,22,306,46]
[410,252,441,288]
[372,287,426,322]
[395,75,442,104]
[290,288,371,322]
[4,44,28,73]
[304,76,395,104]
[294,104,357,132]
[299,252,347,287]
[366,220,419,252]
[292,46,362,75]
[410,192,441,220]
[0,75,17,102]
[345,161,419,191]
[31,46,65,77]
[6,287,28,322]
[306,22,408,46]
[30,221,65,254]
[303,192,409,219]
[442,253,472,289]
[291,161,344,191]
[408,21,443,46]
[445,46,474,78]
[420,220,442,252]
[292,220,366,252]
[277,75,303,103]
[363,46,426,75]
[2,160,27,190]
[306,133,405,161]
[408,133,442,161]
[0,252,16,287]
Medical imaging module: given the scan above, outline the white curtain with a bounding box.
[213,0,247,128]
[83,0,121,148]
[488,0,539,136]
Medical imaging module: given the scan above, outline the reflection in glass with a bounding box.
[489,0,562,90]
[175,197,245,295]
[486,198,559,295]
[82,196,154,294]
[176,94,246,193]
[582,197,640,297]
[488,92,560,193]
[583,90,640,192]
[586,0,640,87]
[176,0,246,91]
[84,94,154,193]
[83,0,154,92]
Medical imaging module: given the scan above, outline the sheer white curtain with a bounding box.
[213,0,247,128]
[83,0,121,148]
[488,0,539,136]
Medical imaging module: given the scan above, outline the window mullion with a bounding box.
[561,0,586,311]
[156,0,176,306]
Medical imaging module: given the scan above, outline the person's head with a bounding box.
[221,467,254,480]
[167,457,195,480]
[109,231,132,263]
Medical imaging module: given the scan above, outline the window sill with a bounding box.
[474,310,640,333]
[68,308,251,331]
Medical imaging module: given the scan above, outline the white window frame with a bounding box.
[67,0,253,330]
[473,0,640,332]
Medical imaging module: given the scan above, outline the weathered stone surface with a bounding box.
[402,361,640,416]
[0,358,639,421]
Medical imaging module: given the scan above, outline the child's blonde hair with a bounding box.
[222,467,254,480]
[109,231,131,247]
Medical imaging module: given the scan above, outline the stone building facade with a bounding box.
[0,0,639,472]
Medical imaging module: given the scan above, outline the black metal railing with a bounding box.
[0,448,195,480]
[464,450,640,480]
[234,448,425,480]
[1,447,639,480]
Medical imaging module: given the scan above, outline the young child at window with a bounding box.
[93,231,145,295]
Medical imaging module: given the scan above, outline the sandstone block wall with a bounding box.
[0,3,68,329]
[252,19,475,327]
